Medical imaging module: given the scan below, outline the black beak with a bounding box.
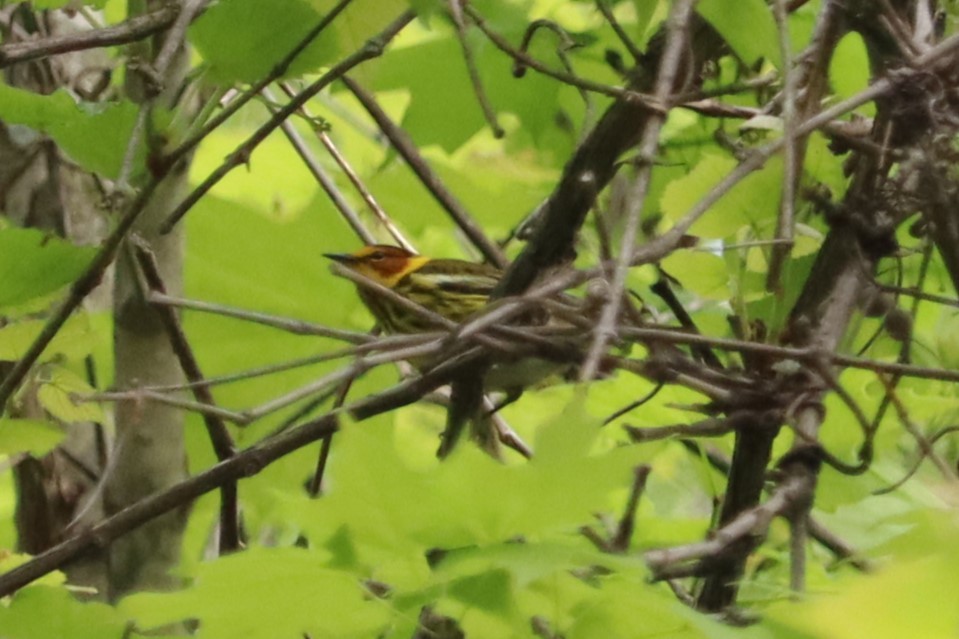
[323,252,356,264]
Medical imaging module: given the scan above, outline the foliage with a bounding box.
[2,0,959,637]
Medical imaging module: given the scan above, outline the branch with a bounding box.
[341,76,508,268]
[132,242,241,553]
[579,0,699,380]
[0,4,179,68]
[645,463,817,580]
[158,11,416,233]
[0,416,337,597]
[162,0,358,166]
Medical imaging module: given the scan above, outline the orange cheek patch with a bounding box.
[375,257,407,277]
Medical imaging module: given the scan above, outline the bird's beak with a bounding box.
[323,252,356,264]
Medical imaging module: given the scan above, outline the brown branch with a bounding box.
[625,411,778,443]
[680,440,872,571]
[0,4,179,68]
[580,0,699,380]
[0,415,337,597]
[490,19,725,299]
[610,465,651,552]
[646,465,817,580]
[765,0,800,292]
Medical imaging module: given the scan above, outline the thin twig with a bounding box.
[261,87,376,245]
[448,0,503,137]
[463,3,663,108]
[87,389,247,423]
[276,81,413,250]
[514,20,592,126]
[132,242,241,553]
[149,292,371,342]
[133,243,236,459]
[159,11,416,233]
[766,0,799,291]
[596,0,643,63]
[878,374,959,480]
[877,282,959,308]
[240,340,443,423]
[0,4,179,67]
[580,0,698,380]
[164,0,358,165]
[341,76,508,267]
[603,382,664,425]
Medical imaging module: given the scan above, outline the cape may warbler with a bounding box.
[326,244,572,456]
[324,244,503,334]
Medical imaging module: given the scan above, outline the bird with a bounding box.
[324,244,567,457]
[323,244,501,334]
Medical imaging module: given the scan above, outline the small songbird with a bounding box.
[325,244,563,457]
[323,244,502,333]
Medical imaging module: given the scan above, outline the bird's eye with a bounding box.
[369,251,385,261]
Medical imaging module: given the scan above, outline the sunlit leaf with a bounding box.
[0,586,125,639]
[661,249,730,300]
[829,32,873,111]
[0,419,64,456]
[0,83,137,178]
[37,366,104,423]
[0,228,96,308]
[120,547,392,638]
[697,0,780,68]
[190,0,333,83]
[0,316,97,362]
[661,153,784,238]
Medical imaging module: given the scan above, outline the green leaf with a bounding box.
[36,366,104,423]
[0,586,126,639]
[191,0,407,85]
[447,568,516,616]
[566,574,719,639]
[660,152,783,238]
[661,250,730,300]
[289,396,645,578]
[0,315,97,362]
[766,547,959,638]
[0,83,138,178]
[0,227,96,308]
[367,3,569,153]
[190,0,332,83]
[632,0,667,46]
[0,419,64,456]
[697,0,781,68]
[829,32,873,109]
[119,547,392,638]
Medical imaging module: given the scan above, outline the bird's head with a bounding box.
[324,244,429,287]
